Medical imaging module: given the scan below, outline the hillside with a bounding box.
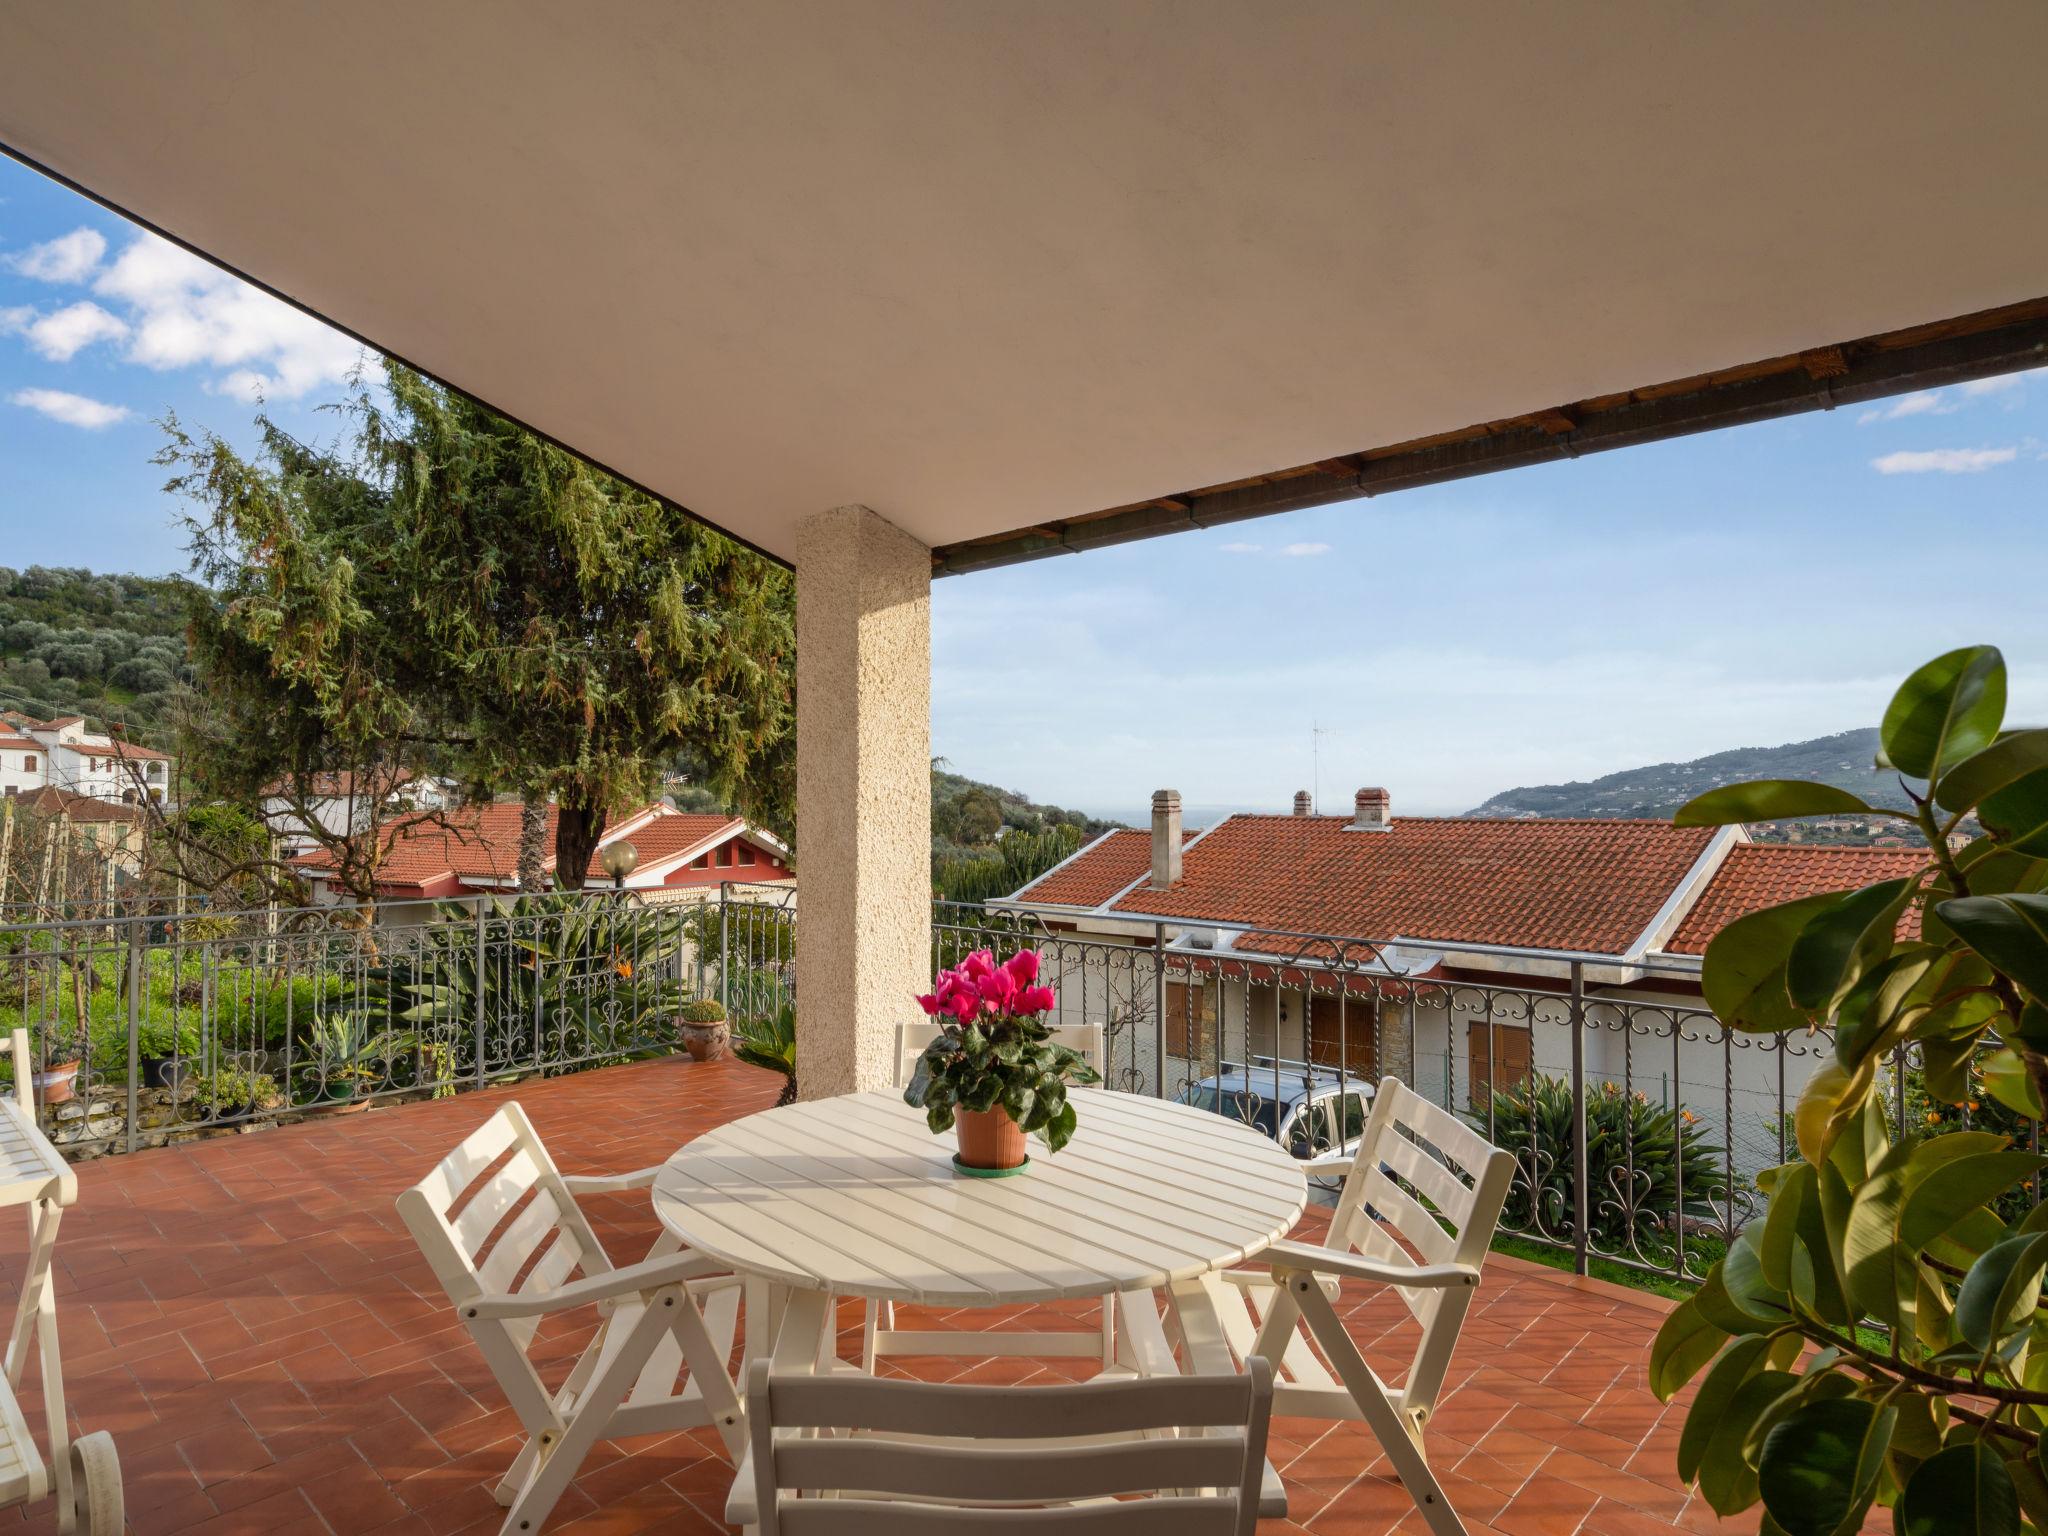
[0,566,195,744]
[1467,729,1905,820]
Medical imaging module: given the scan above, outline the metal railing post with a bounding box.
[474,897,488,1089]
[1569,960,1589,1276]
[1152,923,1166,1099]
[125,918,141,1154]
[719,883,732,1015]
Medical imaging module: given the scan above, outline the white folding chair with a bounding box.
[733,1356,1273,1533]
[867,1022,1120,1373]
[1165,1077,1513,1536]
[397,1103,746,1536]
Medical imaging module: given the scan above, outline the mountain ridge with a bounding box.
[1466,728,1905,820]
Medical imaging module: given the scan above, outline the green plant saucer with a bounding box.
[951,1153,1030,1179]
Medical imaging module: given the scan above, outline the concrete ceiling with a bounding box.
[3,3,2044,564]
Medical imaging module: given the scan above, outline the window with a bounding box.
[738,845,756,866]
[1467,1021,1532,1108]
[1164,979,1215,1060]
[693,854,709,869]
[1307,992,1375,1076]
[715,845,734,868]
[22,755,33,772]
[1333,1091,1369,1142]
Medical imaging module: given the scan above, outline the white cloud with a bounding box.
[1217,542,1263,554]
[19,301,128,361]
[1857,371,2033,424]
[9,388,131,429]
[1281,542,1332,557]
[1871,446,2018,475]
[7,227,106,283]
[82,233,367,399]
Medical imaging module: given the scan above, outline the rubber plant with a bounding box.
[906,948,1099,1153]
[1651,645,2048,1536]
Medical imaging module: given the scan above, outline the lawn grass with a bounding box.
[1490,1231,1711,1301]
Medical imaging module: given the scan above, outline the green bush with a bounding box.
[1476,1073,1735,1263]
[189,1068,276,1115]
[679,999,727,1024]
[731,1001,797,1106]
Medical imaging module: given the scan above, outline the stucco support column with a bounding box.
[793,504,932,1098]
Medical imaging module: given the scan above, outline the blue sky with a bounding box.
[5,155,2047,817]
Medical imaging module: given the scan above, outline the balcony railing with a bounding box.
[0,884,1880,1286]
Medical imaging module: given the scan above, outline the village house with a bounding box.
[0,711,172,805]
[258,768,458,856]
[293,799,791,917]
[992,787,1926,1179]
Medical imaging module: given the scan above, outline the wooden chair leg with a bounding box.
[1290,1276,1466,1536]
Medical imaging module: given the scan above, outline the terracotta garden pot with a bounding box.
[32,1062,79,1106]
[680,1020,730,1063]
[953,1106,1028,1171]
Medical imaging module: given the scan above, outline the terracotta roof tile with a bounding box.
[1011,828,1193,907]
[1010,814,1720,955]
[13,787,144,824]
[1665,843,1928,955]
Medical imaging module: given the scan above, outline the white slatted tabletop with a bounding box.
[652,1089,1308,1308]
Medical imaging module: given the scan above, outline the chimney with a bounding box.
[1292,790,1312,817]
[1349,786,1392,832]
[1151,789,1183,889]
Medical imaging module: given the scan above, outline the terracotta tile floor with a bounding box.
[0,1056,1736,1535]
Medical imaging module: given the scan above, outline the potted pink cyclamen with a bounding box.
[907,948,1098,1175]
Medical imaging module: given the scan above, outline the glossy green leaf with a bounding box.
[1938,893,2048,1001]
[1899,1152,2048,1254]
[1881,645,2006,780]
[1700,1369,1803,1514]
[1676,780,1874,826]
[1957,1232,2048,1356]
[1759,1163,1812,1291]
[1702,894,1840,1033]
[1939,729,2048,813]
[1982,1047,2047,1119]
[1897,1441,2020,1536]
[1651,1295,1729,1400]
[1677,1336,1774,1484]
[1843,1160,1911,1331]
[1979,767,2048,858]
[1757,1396,1895,1536]
[1834,948,1939,1071]
[1788,879,1917,1013]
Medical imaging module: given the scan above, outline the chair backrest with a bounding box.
[396,1103,615,1425]
[746,1356,1272,1534]
[1325,1077,1514,1417]
[8,1028,28,1118]
[896,1020,1107,1090]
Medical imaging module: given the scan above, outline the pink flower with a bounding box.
[959,950,996,982]
[976,965,1019,1011]
[949,990,980,1023]
[915,992,941,1016]
[1017,985,1056,1015]
[1002,949,1040,987]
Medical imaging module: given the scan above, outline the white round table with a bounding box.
[652,1087,1308,1311]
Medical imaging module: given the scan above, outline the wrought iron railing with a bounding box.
[0,882,1871,1287]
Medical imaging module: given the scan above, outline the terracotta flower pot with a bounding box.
[680,1020,730,1063]
[954,1106,1028,1171]
[32,1063,79,1107]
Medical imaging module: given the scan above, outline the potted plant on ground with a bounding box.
[30,1018,82,1107]
[677,999,730,1062]
[731,1000,797,1105]
[908,948,1098,1175]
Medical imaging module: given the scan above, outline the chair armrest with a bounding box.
[1263,1239,1480,1290]
[1300,1150,1354,1174]
[559,1165,664,1196]
[464,1248,731,1320]
[1215,1265,1342,1301]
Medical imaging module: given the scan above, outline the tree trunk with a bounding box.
[517,792,549,893]
[554,798,609,892]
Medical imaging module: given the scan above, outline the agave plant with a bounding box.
[1650,646,2048,1536]
[731,999,797,1105]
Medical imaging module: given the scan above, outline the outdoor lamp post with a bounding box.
[598,840,639,892]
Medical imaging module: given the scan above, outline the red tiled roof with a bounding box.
[1022,814,1721,956]
[296,803,753,892]
[13,787,145,824]
[0,735,37,750]
[1011,828,1196,907]
[1665,843,1928,955]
